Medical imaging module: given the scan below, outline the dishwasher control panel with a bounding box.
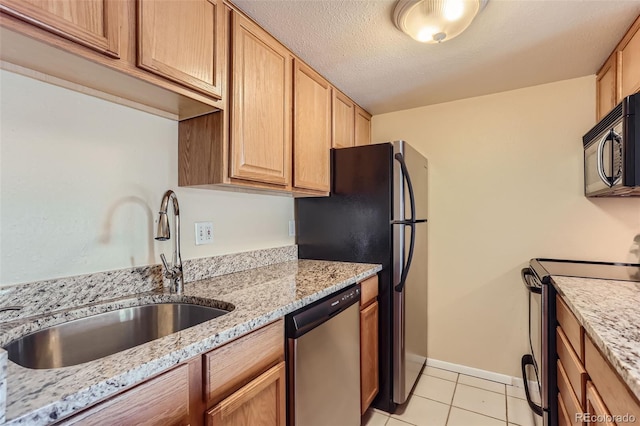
[340,288,359,302]
[287,284,361,338]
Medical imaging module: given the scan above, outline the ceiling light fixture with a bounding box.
[393,0,488,44]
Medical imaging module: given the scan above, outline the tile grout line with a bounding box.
[443,373,459,425]
[504,383,509,425]
[449,384,511,424]
[449,405,511,423]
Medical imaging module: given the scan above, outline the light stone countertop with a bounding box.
[2,259,381,425]
[552,275,640,401]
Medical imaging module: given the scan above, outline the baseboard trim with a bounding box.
[426,358,537,389]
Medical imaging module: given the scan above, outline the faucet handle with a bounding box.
[160,253,170,271]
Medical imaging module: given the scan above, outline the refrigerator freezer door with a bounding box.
[392,141,428,404]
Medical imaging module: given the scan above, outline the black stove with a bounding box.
[531,258,640,284]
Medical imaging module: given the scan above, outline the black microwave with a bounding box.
[583,93,640,197]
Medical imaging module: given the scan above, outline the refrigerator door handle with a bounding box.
[393,152,422,293]
[391,219,427,225]
[394,222,415,292]
[394,153,416,221]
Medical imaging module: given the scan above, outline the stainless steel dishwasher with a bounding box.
[286,285,361,426]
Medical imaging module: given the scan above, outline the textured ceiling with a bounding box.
[232,0,640,115]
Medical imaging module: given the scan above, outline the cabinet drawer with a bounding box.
[556,295,583,359]
[584,337,640,421]
[558,360,584,426]
[557,326,587,406]
[558,393,571,426]
[63,363,191,425]
[204,320,284,405]
[586,381,615,426]
[360,275,378,308]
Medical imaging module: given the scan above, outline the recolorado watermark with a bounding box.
[576,413,637,423]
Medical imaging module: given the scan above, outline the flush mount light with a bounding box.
[393,0,488,44]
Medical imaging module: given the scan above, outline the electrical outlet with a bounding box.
[288,220,295,237]
[195,222,213,245]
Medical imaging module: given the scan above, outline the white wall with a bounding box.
[0,70,294,286]
[372,76,640,378]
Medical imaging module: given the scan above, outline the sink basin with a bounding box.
[4,302,232,369]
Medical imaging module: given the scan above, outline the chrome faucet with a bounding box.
[155,190,184,294]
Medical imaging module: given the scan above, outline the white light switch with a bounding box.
[195,222,213,245]
[288,220,296,237]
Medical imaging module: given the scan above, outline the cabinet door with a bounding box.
[332,90,355,149]
[138,0,224,99]
[293,60,331,192]
[360,300,379,414]
[230,12,292,187]
[0,0,120,57]
[620,18,640,100]
[596,53,617,120]
[355,106,372,146]
[206,362,286,426]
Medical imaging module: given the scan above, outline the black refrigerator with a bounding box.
[295,141,428,413]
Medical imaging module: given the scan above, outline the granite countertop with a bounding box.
[552,275,640,401]
[1,259,381,425]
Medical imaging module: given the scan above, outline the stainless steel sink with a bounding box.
[4,303,232,369]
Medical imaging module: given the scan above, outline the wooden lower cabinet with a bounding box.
[558,394,571,426]
[206,362,286,426]
[584,337,640,421]
[360,275,379,414]
[557,294,640,426]
[60,320,285,426]
[204,320,285,425]
[586,381,615,426]
[360,300,379,414]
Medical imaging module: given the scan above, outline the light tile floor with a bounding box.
[362,366,543,426]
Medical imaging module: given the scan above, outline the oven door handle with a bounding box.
[521,354,543,416]
[521,268,541,294]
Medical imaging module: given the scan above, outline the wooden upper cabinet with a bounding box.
[0,0,120,57]
[596,53,617,120]
[230,12,292,187]
[596,14,640,118]
[619,17,640,100]
[293,60,331,193]
[332,90,355,149]
[137,0,224,99]
[355,106,372,146]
